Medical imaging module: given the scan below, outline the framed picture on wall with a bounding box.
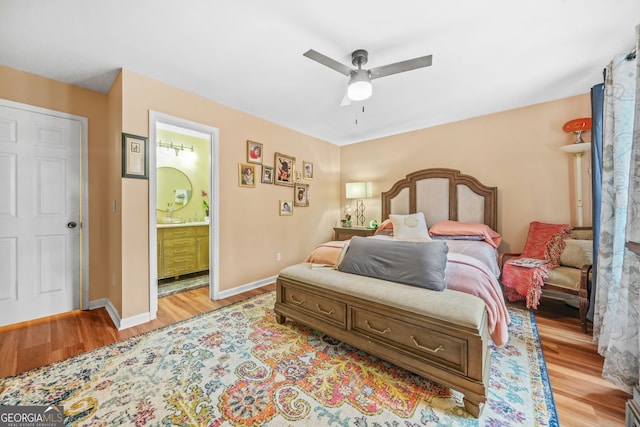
[261,165,274,184]
[274,152,295,187]
[247,140,263,164]
[279,200,293,216]
[122,133,148,179]
[238,163,256,187]
[294,183,309,207]
[303,161,313,180]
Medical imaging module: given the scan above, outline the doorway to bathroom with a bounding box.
[149,112,220,317]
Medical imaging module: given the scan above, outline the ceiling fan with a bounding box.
[303,49,433,106]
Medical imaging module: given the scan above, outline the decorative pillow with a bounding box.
[389,213,431,241]
[373,218,394,236]
[337,236,448,291]
[521,221,572,265]
[429,220,502,248]
[334,241,350,269]
[560,239,593,268]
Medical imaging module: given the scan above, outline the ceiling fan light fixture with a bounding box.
[347,70,372,101]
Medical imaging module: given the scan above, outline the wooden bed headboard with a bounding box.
[381,168,498,231]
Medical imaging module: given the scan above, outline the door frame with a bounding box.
[148,111,220,317]
[0,98,90,310]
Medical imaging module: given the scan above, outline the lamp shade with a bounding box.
[562,118,592,134]
[347,70,373,101]
[345,182,372,199]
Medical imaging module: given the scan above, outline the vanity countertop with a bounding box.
[157,221,209,228]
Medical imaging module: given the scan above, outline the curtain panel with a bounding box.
[593,24,640,393]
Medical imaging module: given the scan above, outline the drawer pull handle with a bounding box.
[290,295,306,305]
[411,336,445,354]
[365,320,391,334]
[315,304,335,316]
[173,249,189,254]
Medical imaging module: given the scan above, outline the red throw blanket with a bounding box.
[501,222,571,309]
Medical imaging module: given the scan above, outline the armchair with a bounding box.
[500,227,593,333]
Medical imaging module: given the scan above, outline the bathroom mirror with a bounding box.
[157,167,193,211]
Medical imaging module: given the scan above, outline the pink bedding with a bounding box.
[305,240,510,346]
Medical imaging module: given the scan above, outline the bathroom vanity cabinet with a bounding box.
[158,224,209,279]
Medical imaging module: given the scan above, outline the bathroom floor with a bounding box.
[158,272,209,297]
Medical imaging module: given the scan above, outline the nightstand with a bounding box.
[333,226,376,241]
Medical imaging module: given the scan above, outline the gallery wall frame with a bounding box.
[279,200,293,216]
[247,140,263,164]
[294,183,309,207]
[122,133,148,179]
[261,165,274,184]
[303,161,313,180]
[274,152,295,187]
[238,163,256,187]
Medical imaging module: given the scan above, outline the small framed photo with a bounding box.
[274,152,295,187]
[122,133,148,179]
[247,140,263,164]
[261,165,274,184]
[279,200,293,216]
[294,183,309,207]
[238,163,256,187]
[296,171,302,182]
[303,161,313,180]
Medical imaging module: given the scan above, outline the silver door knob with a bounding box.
[67,221,77,229]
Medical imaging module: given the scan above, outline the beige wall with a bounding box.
[340,94,593,252]
[119,70,341,316]
[0,63,593,322]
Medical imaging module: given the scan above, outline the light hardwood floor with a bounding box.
[0,285,629,426]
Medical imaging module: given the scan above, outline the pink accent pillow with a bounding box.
[429,220,502,248]
[373,219,394,235]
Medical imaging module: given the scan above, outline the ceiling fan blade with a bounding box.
[339,91,351,107]
[303,49,353,76]
[369,55,433,80]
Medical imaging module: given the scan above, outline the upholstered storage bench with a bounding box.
[274,263,490,417]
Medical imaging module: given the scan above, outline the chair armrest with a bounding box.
[499,252,521,269]
[579,264,593,297]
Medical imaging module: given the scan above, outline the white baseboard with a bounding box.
[88,275,276,331]
[88,298,151,330]
[217,275,277,299]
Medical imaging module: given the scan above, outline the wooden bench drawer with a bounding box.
[350,307,467,374]
[280,285,347,327]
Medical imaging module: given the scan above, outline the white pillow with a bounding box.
[389,213,432,241]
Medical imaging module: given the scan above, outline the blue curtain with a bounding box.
[588,83,604,321]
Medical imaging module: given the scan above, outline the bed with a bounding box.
[274,168,508,417]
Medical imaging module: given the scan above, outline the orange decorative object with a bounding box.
[562,118,592,133]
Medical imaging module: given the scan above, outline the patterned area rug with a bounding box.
[0,292,558,426]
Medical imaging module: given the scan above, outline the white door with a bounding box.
[0,104,81,326]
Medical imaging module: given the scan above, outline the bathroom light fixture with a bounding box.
[345,181,373,227]
[157,140,194,156]
[560,118,592,226]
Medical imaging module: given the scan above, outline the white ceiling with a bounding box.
[1,1,638,146]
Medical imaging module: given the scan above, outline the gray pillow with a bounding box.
[337,236,448,291]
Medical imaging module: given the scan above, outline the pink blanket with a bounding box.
[445,253,510,346]
[305,241,510,346]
